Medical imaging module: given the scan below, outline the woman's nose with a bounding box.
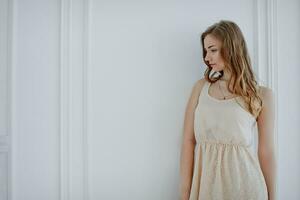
[205,53,210,62]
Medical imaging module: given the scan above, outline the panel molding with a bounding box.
[255,0,278,198]
[60,0,91,200]
[60,1,280,199]
[60,0,71,199]
[267,0,279,198]
[5,0,17,200]
[82,0,91,200]
[254,0,278,88]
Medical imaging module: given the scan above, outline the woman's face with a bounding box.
[203,34,225,72]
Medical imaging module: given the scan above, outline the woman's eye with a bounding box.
[211,49,217,52]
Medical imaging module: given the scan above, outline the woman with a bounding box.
[179,20,276,200]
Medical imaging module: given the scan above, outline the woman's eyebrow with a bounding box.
[204,45,216,50]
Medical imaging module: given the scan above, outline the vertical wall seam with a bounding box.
[8,0,16,199]
[60,0,71,199]
[267,0,279,198]
[83,0,91,199]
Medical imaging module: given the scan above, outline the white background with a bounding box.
[0,0,299,199]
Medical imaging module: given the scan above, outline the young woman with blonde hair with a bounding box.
[180,20,276,200]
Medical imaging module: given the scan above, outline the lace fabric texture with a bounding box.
[189,81,268,200]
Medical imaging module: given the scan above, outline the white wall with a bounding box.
[277,0,300,199]
[0,0,10,199]
[12,0,61,199]
[0,0,298,199]
[88,1,255,200]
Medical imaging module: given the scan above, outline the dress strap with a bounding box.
[196,80,209,106]
[204,81,210,96]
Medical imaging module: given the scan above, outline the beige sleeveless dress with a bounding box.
[189,81,268,200]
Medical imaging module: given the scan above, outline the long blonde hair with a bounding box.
[201,20,262,119]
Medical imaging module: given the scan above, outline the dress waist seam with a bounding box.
[197,140,251,147]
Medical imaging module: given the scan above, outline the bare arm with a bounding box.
[257,87,277,200]
[179,79,204,200]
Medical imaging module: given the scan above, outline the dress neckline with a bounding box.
[205,81,256,121]
[207,82,239,102]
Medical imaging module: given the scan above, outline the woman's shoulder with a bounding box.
[258,85,274,97]
[188,78,207,106]
[192,78,207,95]
[194,78,207,89]
[257,85,275,107]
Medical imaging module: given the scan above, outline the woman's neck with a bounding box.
[217,69,234,90]
[219,70,231,82]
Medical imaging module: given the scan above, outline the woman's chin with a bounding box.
[212,68,221,72]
